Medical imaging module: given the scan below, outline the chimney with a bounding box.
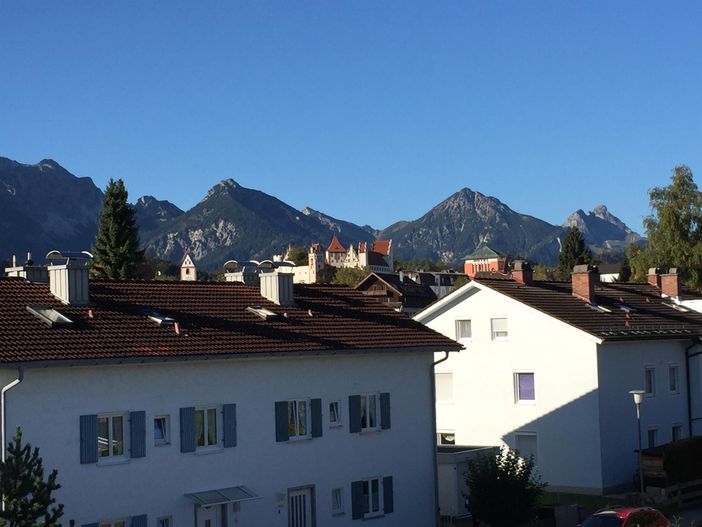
[647,268,661,288]
[661,268,681,299]
[571,264,599,304]
[511,260,533,285]
[46,250,92,305]
[4,252,49,283]
[260,271,294,306]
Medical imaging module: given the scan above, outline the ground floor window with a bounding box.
[515,432,538,464]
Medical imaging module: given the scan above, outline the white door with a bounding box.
[197,505,220,527]
[288,487,314,527]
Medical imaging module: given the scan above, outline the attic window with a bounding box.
[614,303,637,313]
[246,306,278,320]
[143,310,176,326]
[587,304,611,313]
[664,302,690,313]
[26,305,73,326]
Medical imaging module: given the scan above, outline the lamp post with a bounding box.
[630,389,645,505]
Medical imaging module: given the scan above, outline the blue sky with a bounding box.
[2,1,701,233]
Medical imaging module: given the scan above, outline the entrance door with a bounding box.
[288,486,315,527]
[197,505,220,527]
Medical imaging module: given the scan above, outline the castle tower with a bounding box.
[308,244,325,284]
[180,253,197,281]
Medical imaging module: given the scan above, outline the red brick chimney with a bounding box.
[647,268,661,288]
[572,264,599,304]
[661,268,681,299]
[511,260,533,285]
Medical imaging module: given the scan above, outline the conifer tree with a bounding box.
[557,226,593,280]
[93,179,144,279]
[0,428,63,526]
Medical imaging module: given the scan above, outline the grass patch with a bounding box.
[540,492,626,513]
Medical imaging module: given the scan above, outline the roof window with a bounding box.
[246,306,278,320]
[143,310,176,326]
[587,304,611,313]
[26,305,73,326]
[663,302,690,313]
[614,303,637,313]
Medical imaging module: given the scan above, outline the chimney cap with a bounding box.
[512,260,532,271]
[648,267,660,275]
[573,264,598,274]
[667,267,679,275]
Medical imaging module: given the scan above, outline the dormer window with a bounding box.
[246,306,278,320]
[26,306,73,326]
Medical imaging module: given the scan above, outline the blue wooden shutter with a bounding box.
[348,395,361,433]
[275,401,289,442]
[223,403,237,447]
[130,515,147,527]
[351,480,364,520]
[180,407,196,453]
[380,392,391,430]
[311,398,322,438]
[383,476,394,514]
[79,414,98,464]
[129,411,146,458]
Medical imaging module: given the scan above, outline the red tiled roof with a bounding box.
[326,235,346,254]
[0,278,460,364]
[476,277,702,341]
[372,240,391,256]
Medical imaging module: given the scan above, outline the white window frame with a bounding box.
[154,414,171,446]
[97,412,128,461]
[435,372,454,403]
[669,364,680,394]
[455,319,472,341]
[195,405,221,451]
[331,487,345,516]
[360,394,380,432]
[287,399,311,440]
[361,476,384,519]
[647,427,659,449]
[514,372,536,404]
[672,423,683,442]
[329,400,342,428]
[490,317,509,341]
[645,366,656,397]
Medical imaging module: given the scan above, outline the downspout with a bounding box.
[432,351,450,527]
[1,366,23,513]
[685,339,702,435]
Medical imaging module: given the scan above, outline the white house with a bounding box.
[1,252,460,527]
[415,262,702,495]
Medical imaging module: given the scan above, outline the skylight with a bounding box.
[587,304,611,313]
[26,305,73,326]
[614,303,637,313]
[143,310,176,326]
[246,306,278,320]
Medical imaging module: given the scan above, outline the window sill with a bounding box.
[194,446,224,455]
[329,423,343,429]
[363,512,384,520]
[287,435,312,443]
[97,456,130,466]
[360,428,381,435]
[516,400,536,405]
[155,440,171,447]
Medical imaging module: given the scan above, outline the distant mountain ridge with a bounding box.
[0,155,642,270]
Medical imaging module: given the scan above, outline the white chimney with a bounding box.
[46,250,93,305]
[260,271,294,306]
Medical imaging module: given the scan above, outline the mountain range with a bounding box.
[0,156,642,270]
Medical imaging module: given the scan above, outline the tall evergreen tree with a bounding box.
[630,165,702,286]
[557,226,593,280]
[93,179,144,279]
[0,428,64,526]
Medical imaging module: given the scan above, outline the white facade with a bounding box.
[417,282,695,494]
[1,351,437,526]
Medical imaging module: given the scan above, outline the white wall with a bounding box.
[424,284,605,492]
[3,352,436,526]
[597,340,691,490]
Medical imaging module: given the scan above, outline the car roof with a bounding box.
[595,507,663,519]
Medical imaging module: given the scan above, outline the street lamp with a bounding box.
[630,389,646,505]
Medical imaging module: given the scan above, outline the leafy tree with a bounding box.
[557,226,592,280]
[286,246,308,266]
[330,267,370,287]
[465,446,545,527]
[618,252,632,283]
[394,258,449,272]
[0,428,64,526]
[93,179,144,279]
[630,165,702,287]
[533,265,557,281]
[452,276,469,291]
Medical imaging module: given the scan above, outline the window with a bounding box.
[360,394,379,431]
[288,400,310,439]
[647,428,658,449]
[157,517,172,527]
[99,521,126,527]
[435,373,454,403]
[195,407,219,448]
[331,487,344,515]
[362,477,383,518]
[98,414,125,458]
[672,424,683,442]
[514,373,535,403]
[669,365,680,394]
[515,432,538,464]
[645,367,656,396]
[329,401,341,428]
[437,432,455,445]
[455,320,472,340]
[491,317,508,340]
[154,415,170,446]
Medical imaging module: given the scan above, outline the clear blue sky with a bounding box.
[2,1,701,233]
